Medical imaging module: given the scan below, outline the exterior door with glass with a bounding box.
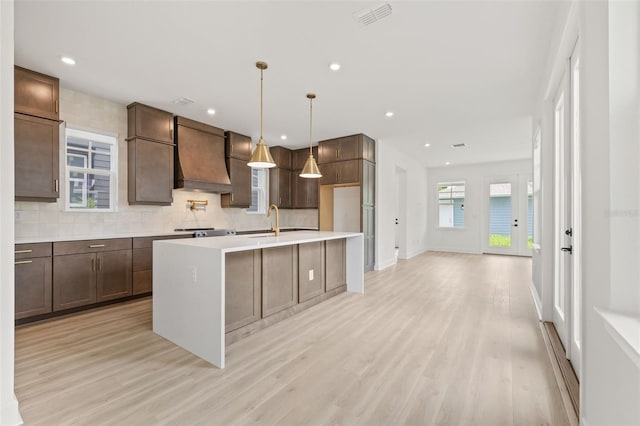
[484,175,532,256]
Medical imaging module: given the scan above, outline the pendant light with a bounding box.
[248,61,276,168]
[299,93,322,178]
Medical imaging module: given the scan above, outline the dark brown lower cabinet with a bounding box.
[132,235,189,295]
[225,250,261,332]
[262,245,298,317]
[53,238,133,312]
[96,249,132,302]
[53,253,97,311]
[325,238,346,291]
[15,256,52,319]
[298,242,325,302]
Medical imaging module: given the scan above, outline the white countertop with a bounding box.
[15,231,194,244]
[155,230,361,253]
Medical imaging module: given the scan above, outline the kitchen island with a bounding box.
[152,231,364,368]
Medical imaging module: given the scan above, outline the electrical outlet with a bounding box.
[309,269,314,281]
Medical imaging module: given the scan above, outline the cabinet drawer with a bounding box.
[54,238,132,256]
[15,242,52,259]
[132,234,189,249]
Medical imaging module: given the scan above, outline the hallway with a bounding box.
[15,252,571,425]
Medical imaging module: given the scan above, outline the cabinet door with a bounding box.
[336,160,360,185]
[15,257,52,319]
[15,113,59,201]
[53,253,97,311]
[127,103,174,143]
[270,146,292,169]
[225,250,261,332]
[325,239,346,291]
[269,168,291,207]
[363,206,375,272]
[318,139,340,164]
[221,158,251,208]
[14,66,59,121]
[225,131,252,161]
[97,250,133,302]
[128,138,174,205]
[262,245,298,317]
[319,163,337,185]
[362,160,375,206]
[132,247,152,295]
[292,147,318,170]
[362,135,375,162]
[298,242,325,302]
[293,173,319,209]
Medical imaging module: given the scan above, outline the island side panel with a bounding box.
[346,234,364,293]
[152,241,225,368]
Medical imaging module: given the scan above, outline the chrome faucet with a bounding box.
[267,204,280,236]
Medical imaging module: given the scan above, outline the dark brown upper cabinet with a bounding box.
[225,131,252,161]
[126,103,175,205]
[14,113,60,201]
[293,172,319,209]
[222,131,252,208]
[269,168,292,208]
[221,158,252,208]
[318,160,360,186]
[14,66,59,121]
[317,134,375,164]
[127,102,174,144]
[292,146,318,170]
[127,138,174,205]
[270,146,292,169]
[174,116,232,193]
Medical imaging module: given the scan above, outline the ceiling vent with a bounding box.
[353,3,392,26]
[452,143,467,148]
[173,97,195,106]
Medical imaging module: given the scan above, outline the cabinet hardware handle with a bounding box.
[54,179,59,193]
[170,128,173,140]
[15,260,32,265]
[91,258,95,272]
[14,249,33,254]
[279,196,282,205]
[55,100,59,113]
[231,193,234,202]
[97,257,102,271]
[89,244,105,248]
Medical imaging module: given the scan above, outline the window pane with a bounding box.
[68,173,111,209]
[91,151,111,170]
[489,183,512,247]
[67,153,87,167]
[438,182,465,228]
[67,137,89,150]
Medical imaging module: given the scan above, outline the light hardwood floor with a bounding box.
[15,252,570,425]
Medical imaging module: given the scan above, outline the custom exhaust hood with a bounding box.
[174,116,232,193]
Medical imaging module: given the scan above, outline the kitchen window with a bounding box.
[64,128,118,211]
[246,168,268,214]
[438,182,465,228]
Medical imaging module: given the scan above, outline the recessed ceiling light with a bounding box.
[61,56,76,66]
[385,111,394,117]
[280,135,287,140]
[207,108,216,115]
[445,161,451,166]
[424,143,431,147]
[329,63,341,71]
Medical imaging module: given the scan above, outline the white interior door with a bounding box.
[484,174,532,256]
[553,68,572,356]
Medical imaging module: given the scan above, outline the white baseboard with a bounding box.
[404,247,428,259]
[375,257,397,271]
[426,246,482,255]
[0,393,23,426]
[529,280,543,321]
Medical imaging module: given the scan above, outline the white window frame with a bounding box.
[246,167,268,214]
[437,181,466,229]
[64,127,118,212]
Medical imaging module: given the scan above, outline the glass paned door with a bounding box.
[488,182,515,251]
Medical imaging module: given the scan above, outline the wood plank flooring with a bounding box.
[15,251,570,425]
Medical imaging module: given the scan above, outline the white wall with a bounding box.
[14,87,318,241]
[426,159,531,254]
[0,1,23,424]
[533,1,640,424]
[333,186,360,232]
[375,139,428,270]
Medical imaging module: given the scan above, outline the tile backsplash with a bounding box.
[14,87,317,240]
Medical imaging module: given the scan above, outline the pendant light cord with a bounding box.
[260,68,264,140]
[309,97,313,154]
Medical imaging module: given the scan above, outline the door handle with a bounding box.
[565,228,573,236]
[561,245,573,254]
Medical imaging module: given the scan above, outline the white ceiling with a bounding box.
[14,1,562,167]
